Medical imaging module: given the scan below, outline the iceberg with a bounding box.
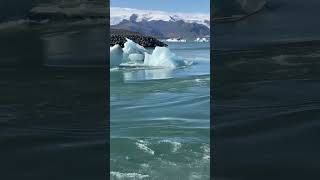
[120,38,149,62]
[122,38,149,61]
[195,37,209,42]
[165,38,187,42]
[110,38,191,68]
[144,47,179,68]
[123,38,148,54]
[110,44,123,67]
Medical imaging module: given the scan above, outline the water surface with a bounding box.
[110,42,210,179]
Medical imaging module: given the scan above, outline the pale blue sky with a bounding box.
[110,0,210,13]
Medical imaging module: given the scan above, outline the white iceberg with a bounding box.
[110,38,191,69]
[144,47,179,68]
[110,44,123,67]
[123,38,148,54]
[165,38,187,42]
[122,38,149,62]
[195,37,209,42]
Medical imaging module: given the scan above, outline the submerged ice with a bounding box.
[110,38,191,68]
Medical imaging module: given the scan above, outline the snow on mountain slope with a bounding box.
[110,7,210,28]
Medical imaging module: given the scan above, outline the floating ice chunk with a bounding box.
[122,38,148,62]
[144,46,179,68]
[123,38,148,55]
[110,44,123,67]
[165,38,187,42]
[195,37,209,42]
[128,53,144,62]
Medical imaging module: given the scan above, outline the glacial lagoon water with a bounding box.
[110,42,210,179]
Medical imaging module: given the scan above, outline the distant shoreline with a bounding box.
[110,29,167,48]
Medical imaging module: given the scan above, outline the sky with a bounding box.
[110,0,210,14]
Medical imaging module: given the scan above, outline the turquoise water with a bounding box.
[110,42,210,179]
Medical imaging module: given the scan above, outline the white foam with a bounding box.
[140,163,150,169]
[135,140,154,155]
[189,172,204,180]
[194,77,210,84]
[201,144,210,160]
[159,140,182,152]
[110,171,149,179]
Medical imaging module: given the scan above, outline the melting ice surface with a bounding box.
[110,38,192,69]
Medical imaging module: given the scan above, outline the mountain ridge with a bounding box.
[110,7,210,28]
[111,7,210,40]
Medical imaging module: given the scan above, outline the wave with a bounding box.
[158,139,182,152]
[135,140,155,155]
[111,137,210,179]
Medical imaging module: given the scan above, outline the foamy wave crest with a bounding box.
[159,139,182,152]
[135,140,155,155]
[201,144,210,160]
[111,171,149,179]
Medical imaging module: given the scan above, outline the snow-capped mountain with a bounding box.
[110,7,210,28]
